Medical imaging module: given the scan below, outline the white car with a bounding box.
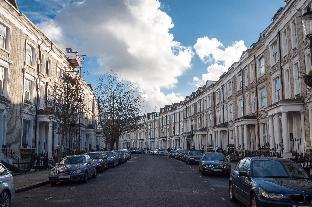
[0,163,15,207]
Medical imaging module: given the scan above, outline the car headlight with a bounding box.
[259,188,286,200]
[49,168,57,176]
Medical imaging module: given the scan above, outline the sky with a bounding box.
[16,0,285,112]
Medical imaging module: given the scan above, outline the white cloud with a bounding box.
[193,36,247,85]
[38,0,193,112]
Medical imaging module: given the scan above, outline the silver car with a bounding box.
[0,163,14,207]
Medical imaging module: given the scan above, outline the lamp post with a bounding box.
[302,6,312,87]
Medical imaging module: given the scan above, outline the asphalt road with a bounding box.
[13,155,241,207]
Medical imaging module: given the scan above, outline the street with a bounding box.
[13,155,240,207]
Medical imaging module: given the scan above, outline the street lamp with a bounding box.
[302,6,312,87]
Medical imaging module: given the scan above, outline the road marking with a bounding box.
[221,197,226,201]
[128,161,136,163]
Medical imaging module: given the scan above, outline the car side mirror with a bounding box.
[238,171,248,177]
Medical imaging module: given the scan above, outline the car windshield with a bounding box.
[202,153,224,161]
[251,160,309,179]
[63,156,86,164]
[88,153,103,159]
[189,151,202,156]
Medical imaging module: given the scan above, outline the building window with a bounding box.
[244,66,249,86]
[281,27,289,56]
[284,67,291,99]
[291,18,297,49]
[228,103,233,121]
[22,119,32,148]
[46,59,51,76]
[24,78,32,103]
[293,62,301,95]
[227,81,232,97]
[237,96,243,117]
[259,87,267,108]
[39,83,46,109]
[40,54,46,74]
[0,65,6,96]
[273,77,281,103]
[0,24,9,50]
[57,67,62,80]
[270,40,279,66]
[245,92,250,114]
[26,44,35,66]
[251,92,256,113]
[258,55,265,77]
[249,63,255,82]
[237,72,243,91]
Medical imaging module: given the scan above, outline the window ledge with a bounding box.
[0,47,10,55]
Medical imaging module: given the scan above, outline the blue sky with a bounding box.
[16,0,285,111]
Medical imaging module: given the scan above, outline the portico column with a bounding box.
[268,116,274,150]
[273,114,281,152]
[234,126,238,149]
[36,122,40,154]
[218,130,222,149]
[48,121,53,159]
[239,125,243,150]
[301,112,306,154]
[243,124,248,150]
[281,112,289,155]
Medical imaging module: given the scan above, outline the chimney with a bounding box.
[7,0,18,9]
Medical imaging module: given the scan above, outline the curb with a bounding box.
[16,181,50,193]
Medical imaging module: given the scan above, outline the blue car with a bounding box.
[229,157,312,207]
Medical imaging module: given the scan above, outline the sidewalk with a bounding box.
[14,170,50,193]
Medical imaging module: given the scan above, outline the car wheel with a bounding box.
[229,183,237,202]
[250,193,257,207]
[82,173,88,183]
[0,190,11,207]
[93,170,97,178]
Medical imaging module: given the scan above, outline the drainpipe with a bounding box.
[254,55,260,149]
[278,30,285,100]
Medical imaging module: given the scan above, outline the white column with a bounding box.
[36,122,40,154]
[273,114,281,152]
[48,121,53,159]
[269,116,274,149]
[239,125,243,150]
[301,112,306,154]
[234,126,238,149]
[218,130,222,148]
[281,112,289,155]
[309,109,312,147]
[243,125,248,150]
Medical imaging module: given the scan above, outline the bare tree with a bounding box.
[96,73,143,150]
[50,74,85,160]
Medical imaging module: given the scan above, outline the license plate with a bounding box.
[213,169,222,172]
[59,175,70,179]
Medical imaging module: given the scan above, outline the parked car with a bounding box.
[86,152,108,172]
[49,155,97,184]
[0,163,14,207]
[229,157,312,207]
[120,149,131,160]
[185,150,203,165]
[199,152,230,175]
[116,150,127,164]
[150,149,159,155]
[168,150,178,158]
[103,151,119,168]
[181,150,190,162]
[157,149,167,156]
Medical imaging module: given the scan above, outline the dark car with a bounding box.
[49,155,97,184]
[185,150,203,165]
[199,152,230,175]
[116,150,127,164]
[120,149,131,160]
[86,152,108,172]
[169,150,178,158]
[229,157,312,207]
[103,151,119,168]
